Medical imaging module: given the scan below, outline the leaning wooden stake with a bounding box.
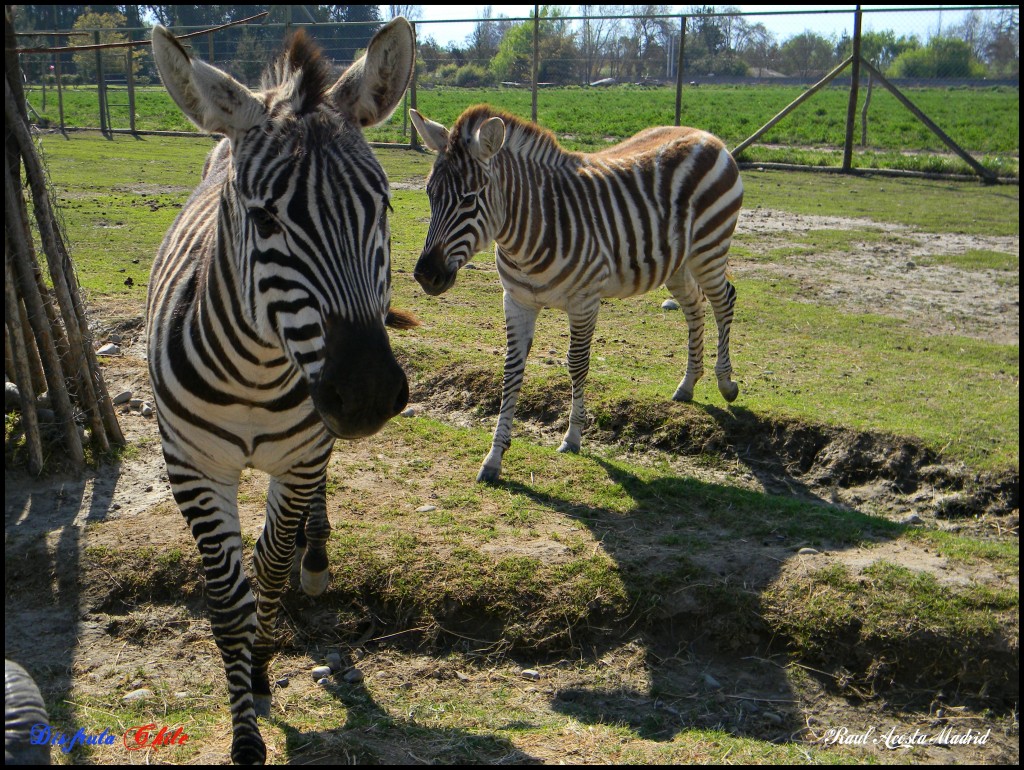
[5,8,124,472]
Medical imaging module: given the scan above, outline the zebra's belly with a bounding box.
[497,237,682,308]
[601,246,682,299]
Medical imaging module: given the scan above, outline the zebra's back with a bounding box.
[495,127,742,303]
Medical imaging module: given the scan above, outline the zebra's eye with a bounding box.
[248,207,280,239]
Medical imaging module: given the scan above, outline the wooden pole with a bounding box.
[4,254,44,474]
[842,6,863,172]
[858,59,996,183]
[5,79,124,449]
[732,55,853,158]
[860,72,873,146]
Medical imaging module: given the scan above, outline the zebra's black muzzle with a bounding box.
[313,316,409,440]
[414,245,458,296]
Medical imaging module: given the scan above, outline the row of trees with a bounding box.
[418,4,1019,86]
[13,5,1020,88]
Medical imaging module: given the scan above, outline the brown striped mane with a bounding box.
[451,104,569,158]
[260,29,332,114]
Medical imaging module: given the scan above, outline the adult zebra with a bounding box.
[148,20,415,764]
[410,106,743,483]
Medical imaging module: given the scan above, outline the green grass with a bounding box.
[30,132,1019,473]
[27,83,1019,176]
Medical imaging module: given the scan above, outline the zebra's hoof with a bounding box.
[719,381,739,403]
[477,465,501,484]
[300,568,330,597]
[253,693,272,718]
[231,735,267,766]
[557,441,579,454]
[672,386,694,403]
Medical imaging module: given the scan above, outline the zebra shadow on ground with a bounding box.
[489,452,904,748]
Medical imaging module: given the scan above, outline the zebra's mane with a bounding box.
[451,105,569,159]
[259,29,333,116]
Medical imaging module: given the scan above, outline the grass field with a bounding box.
[7,130,1018,765]
[25,82,1020,177]
[33,132,1019,471]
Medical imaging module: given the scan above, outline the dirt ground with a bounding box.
[4,207,1019,764]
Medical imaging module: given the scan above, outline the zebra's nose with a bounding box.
[414,244,457,296]
[313,316,409,439]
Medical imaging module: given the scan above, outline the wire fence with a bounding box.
[15,6,1020,179]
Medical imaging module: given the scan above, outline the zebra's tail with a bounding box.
[386,308,420,330]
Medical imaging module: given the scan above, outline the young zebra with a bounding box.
[410,106,743,483]
[148,21,414,764]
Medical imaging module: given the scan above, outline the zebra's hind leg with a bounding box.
[706,277,739,403]
[665,267,706,403]
[479,292,539,483]
[252,474,324,718]
[299,480,331,597]
[558,297,601,454]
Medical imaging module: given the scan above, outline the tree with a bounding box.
[685,5,748,76]
[71,11,138,80]
[465,6,512,69]
[232,25,271,85]
[778,30,837,78]
[385,5,422,21]
[578,5,623,82]
[735,21,779,75]
[490,6,579,85]
[835,29,919,71]
[888,35,987,78]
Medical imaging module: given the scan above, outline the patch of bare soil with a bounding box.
[5,208,1018,764]
[737,208,1019,346]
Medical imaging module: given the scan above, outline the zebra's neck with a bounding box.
[491,123,580,256]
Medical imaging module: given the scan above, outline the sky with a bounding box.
[399,5,977,48]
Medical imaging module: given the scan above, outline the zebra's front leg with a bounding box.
[558,298,600,454]
[173,475,265,765]
[666,267,706,403]
[252,473,325,718]
[478,293,539,483]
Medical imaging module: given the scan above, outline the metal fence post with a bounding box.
[94,30,108,136]
[126,39,136,135]
[410,21,420,150]
[531,6,539,123]
[674,16,686,126]
[842,6,863,172]
[55,48,65,135]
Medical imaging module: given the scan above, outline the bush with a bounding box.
[454,64,495,88]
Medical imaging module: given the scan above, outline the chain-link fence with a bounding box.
[14,7,1020,178]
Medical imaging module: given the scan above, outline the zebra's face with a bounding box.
[416,160,499,295]
[411,112,507,296]
[231,128,410,439]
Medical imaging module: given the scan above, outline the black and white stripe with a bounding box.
[411,106,743,483]
[148,20,414,764]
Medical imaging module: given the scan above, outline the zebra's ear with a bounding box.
[471,116,506,162]
[151,25,265,138]
[329,17,415,127]
[409,109,449,153]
